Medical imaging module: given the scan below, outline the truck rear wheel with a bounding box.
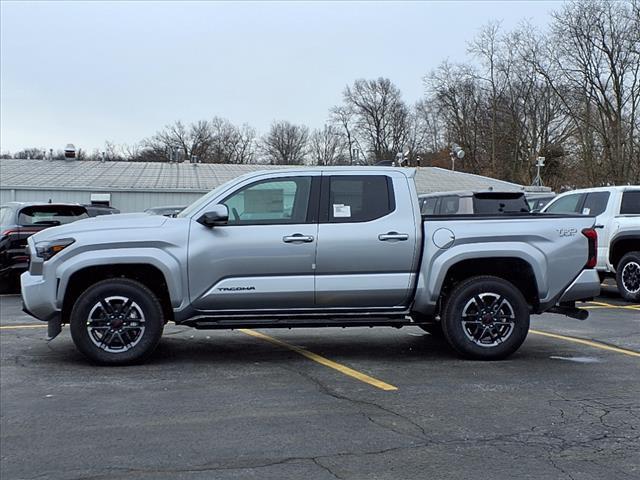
[616,252,640,302]
[441,275,530,360]
[69,278,164,365]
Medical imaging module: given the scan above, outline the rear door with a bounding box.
[314,171,418,308]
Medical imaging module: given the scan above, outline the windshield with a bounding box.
[177,177,241,218]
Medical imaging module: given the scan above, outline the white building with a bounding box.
[0,158,525,213]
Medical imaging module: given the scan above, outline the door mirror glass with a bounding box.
[197,204,229,227]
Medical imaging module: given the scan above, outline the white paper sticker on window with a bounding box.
[333,204,351,218]
[582,207,591,215]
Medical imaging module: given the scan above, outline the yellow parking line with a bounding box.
[530,329,640,358]
[0,324,47,330]
[585,301,640,310]
[239,329,398,391]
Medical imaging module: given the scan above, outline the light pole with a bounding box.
[449,143,465,171]
[532,156,545,186]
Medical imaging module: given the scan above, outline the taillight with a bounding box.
[582,228,598,268]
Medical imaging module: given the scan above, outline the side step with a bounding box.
[183,316,418,330]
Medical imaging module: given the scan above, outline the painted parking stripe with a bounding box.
[239,329,398,391]
[530,329,640,358]
[584,301,640,310]
[0,324,47,330]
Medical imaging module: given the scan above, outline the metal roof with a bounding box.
[0,159,524,194]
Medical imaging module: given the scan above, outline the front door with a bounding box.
[188,174,319,311]
[314,172,419,308]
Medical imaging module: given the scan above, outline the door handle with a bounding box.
[283,234,314,243]
[378,232,409,241]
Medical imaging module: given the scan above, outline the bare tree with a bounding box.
[340,78,410,163]
[261,121,309,165]
[330,105,363,164]
[309,125,347,165]
[529,0,640,184]
[209,117,256,164]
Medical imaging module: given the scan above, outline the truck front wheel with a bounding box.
[616,252,640,302]
[69,278,164,365]
[441,275,530,360]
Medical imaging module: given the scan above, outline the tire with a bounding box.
[441,275,530,360]
[616,252,640,302]
[69,278,164,365]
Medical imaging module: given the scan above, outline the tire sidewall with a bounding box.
[616,252,640,302]
[442,276,530,360]
[70,279,164,365]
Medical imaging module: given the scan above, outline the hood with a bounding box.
[31,213,168,242]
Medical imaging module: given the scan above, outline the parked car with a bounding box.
[144,205,186,217]
[542,186,640,301]
[1,202,88,291]
[525,192,556,212]
[22,167,599,365]
[83,204,120,217]
[418,190,530,215]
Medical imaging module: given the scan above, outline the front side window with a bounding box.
[545,193,583,214]
[326,175,394,223]
[222,176,312,225]
[620,191,640,214]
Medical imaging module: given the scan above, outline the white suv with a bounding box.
[542,186,640,301]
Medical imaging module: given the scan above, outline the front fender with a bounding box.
[55,248,185,309]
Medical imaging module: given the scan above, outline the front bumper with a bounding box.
[20,270,59,322]
[558,269,601,303]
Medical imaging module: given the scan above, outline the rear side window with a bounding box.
[439,196,460,215]
[620,191,640,214]
[581,192,610,215]
[18,205,89,226]
[326,175,394,223]
[545,193,583,214]
[473,193,529,214]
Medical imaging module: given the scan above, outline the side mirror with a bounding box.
[197,204,229,227]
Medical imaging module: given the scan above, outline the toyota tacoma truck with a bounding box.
[21,167,601,365]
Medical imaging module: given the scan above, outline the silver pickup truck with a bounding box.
[21,167,600,364]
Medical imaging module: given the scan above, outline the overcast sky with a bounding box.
[0,1,561,153]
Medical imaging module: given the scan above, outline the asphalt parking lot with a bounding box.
[1,284,639,480]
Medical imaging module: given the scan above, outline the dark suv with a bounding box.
[0,203,89,291]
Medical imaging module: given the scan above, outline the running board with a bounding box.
[182,315,418,330]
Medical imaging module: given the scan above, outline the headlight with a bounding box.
[35,238,75,261]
